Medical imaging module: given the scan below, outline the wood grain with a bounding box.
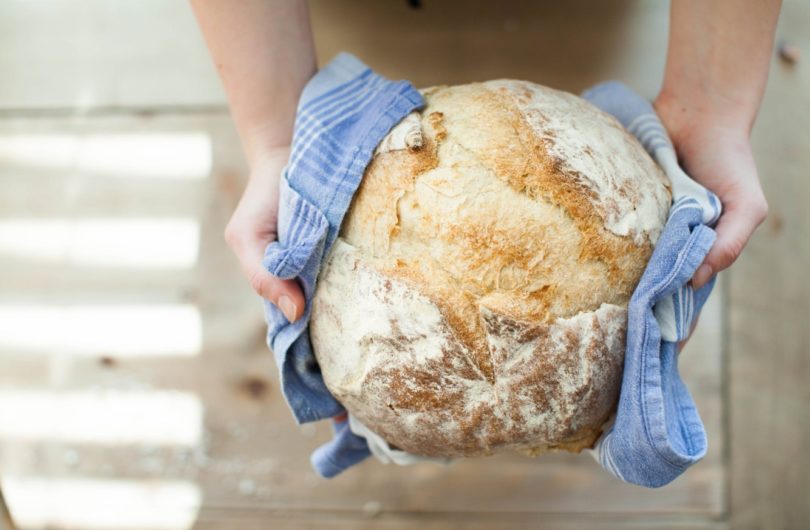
[728,1,810,528]
[2,0,806,528]
[0,110,723,530]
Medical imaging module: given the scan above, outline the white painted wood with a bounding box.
[0,1,225,110]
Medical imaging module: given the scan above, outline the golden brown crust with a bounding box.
[472,85,658,295]
[311,80,671,457]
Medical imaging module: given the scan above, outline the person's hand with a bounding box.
[653,94,769,291]
[655,93,768,352]
[224,145,305,323]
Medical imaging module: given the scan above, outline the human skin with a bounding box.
[190,0,316,323]
[655,0,780,295]
[190,0,781,349]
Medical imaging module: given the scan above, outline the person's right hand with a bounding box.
[224,145,305,323]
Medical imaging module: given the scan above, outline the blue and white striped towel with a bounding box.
[262,52,722,487]
[261,52,424,477]
[582,81,721,487]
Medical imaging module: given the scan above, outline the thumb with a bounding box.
[226,228,306,323]
[691,192,768,289]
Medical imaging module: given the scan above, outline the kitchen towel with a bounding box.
[262,52,722,487]
[582,81,721,487]
[260,51,424,477]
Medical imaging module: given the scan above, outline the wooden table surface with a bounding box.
[0,1,806,529]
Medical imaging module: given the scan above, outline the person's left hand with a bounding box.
[653,93,768,351]
[653,94,769,291]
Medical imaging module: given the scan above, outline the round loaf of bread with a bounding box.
[309,80,672,458]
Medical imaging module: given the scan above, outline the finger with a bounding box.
[248,266,305,323]
[691,193,768,289]
[225,227,306,322]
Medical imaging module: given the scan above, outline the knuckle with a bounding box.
[247,269,268,298]
[754,197,769,224]
[248,269,280,301]
[716,238,745,268]
[223,223,240,248]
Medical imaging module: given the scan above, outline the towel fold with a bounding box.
[261,54,722,487]
[260,52,424,476]
[582,81,721,487]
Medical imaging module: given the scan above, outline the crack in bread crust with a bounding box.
[310,80,671,458]
[311,242,627,457]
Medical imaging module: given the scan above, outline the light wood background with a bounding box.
[0,1,806,529]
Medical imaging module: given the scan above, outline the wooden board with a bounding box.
[0,0,225,110]
[6,0,810,527]
[728,1,810,528]
[0,109,723,529]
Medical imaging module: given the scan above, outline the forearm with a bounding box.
[190,0,316,167]
[653,0,778,289]
[658,0,781,136]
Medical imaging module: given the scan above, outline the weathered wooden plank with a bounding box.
[0,1,225,110]
[194,509,728,530]
[728,1,810,528]
[0,108,724,529]
[309,0,670,97]
[0,0,745,527]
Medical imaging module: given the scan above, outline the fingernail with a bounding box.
[691,264,713,289]
[278,295,297,323]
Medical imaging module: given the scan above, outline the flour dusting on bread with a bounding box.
[310,80,671,457]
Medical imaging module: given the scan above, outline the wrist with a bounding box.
[247,146,291,187]
[653,89,752,152]
[242,121,294,170]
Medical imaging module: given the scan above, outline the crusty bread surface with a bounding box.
[310,80,671,457]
